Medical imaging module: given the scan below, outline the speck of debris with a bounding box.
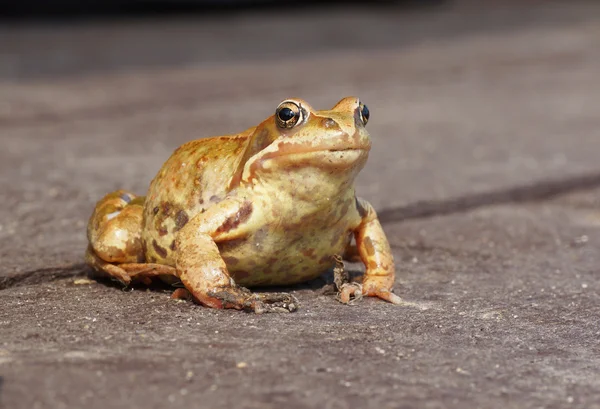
[73,278,96,285]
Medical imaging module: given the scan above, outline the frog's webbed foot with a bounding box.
[205,286,299,313]
[337,282,364,304]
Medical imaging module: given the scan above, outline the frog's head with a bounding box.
[237,97,371,187]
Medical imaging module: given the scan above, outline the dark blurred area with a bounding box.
[0,0,444,18]
[2,0,595,83]
[0,0,455,81]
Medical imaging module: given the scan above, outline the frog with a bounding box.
[85,97,403,313]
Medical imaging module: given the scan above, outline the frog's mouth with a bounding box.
[265,146,369,164]
[264,146,370,171]
[269,140,370,157]
[245,143,369,180]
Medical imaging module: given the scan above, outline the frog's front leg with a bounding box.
[339,197,403,305]
[175,198,298,313]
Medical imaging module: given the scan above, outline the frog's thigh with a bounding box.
[87,190,144,264]
[86,190,145,283]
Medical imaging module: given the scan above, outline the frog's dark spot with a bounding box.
[174,210,189,231]
[161,202,172,216]
[302,248,315,258]
[232,270,250,280]
[152,239,168,259]
[152,206,159,215]
[125,237,145,263]
[355,197,368,218]
[209,195,221,204]
[319,255,333,265]
[158,226,168,237]
[141,240,148,257]
[198,197,204,205]
[216,201,253,234]
[223,256,239,266]
[340,199,351,216]
[217,238,246,253]
[363,237,376,257]
[170,240,177,251]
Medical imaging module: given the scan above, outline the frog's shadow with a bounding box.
[253,268,365,296]
[86,266,364,298]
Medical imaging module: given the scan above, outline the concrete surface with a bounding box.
[1,1,600,408]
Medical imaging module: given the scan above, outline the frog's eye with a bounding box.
[275,101,304,129]
[359,102,370,126]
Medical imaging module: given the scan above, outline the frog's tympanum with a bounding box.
[86,97,402,313]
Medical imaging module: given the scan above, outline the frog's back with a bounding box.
[142,133,250,264]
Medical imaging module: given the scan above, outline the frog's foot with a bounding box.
[338,278,403,305]
[199,286,299,313]
[171,288,193,301]
[118,263,177,286]
[86,247,178,286]
[337,282,363,304]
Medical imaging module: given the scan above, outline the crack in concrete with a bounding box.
[379,172,600,224]
[0,264,86,291]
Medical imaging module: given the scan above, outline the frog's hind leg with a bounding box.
[86,190,146,285]
[85,245,132,284]
[85,246,177,285]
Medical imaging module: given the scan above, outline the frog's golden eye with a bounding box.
[275,101,304,129]
[359,102,370,126]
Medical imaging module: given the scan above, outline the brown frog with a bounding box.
[85,97,402,313]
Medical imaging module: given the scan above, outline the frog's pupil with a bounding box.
[278,107,295,121]
[361,104,370,122]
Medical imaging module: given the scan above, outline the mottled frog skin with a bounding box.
[86,97,402,312]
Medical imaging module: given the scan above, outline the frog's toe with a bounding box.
[251,292,299,314]
[367,288,404,305]
[171,288,193,301]
[362,278,405,305]
[337,282,363,304]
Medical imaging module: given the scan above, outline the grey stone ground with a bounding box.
[1,1,600,408]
